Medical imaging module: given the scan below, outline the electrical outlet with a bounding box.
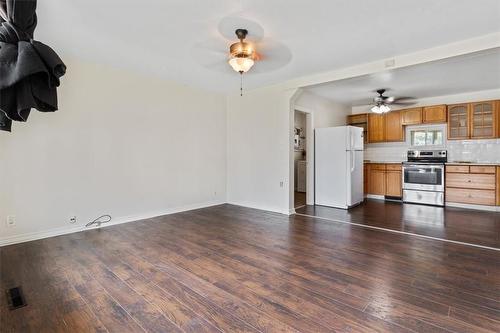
[279,181,284,188]
[6,215,16,227]
[69,216,77,224]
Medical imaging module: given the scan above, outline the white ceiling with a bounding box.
[36,0,500,94]
[305,48,500,105]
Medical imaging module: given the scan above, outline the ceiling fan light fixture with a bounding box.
[371,104,391,114]
[228,56,254,73]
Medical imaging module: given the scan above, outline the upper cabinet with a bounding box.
[347,114,368,144]
[423,105,447,123]
[368,114,386,143]
[448,101,498,140]
[401,106,446,125]
[347,100,500,144]
[470,101,497,139]
[448,103,469,140]
[384,111,404,142]
[401,108,422,125]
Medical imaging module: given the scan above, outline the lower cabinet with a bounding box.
[366,163,402,198]
[497,166,500,206]
[386,167,403,197]
[446,165,497,206]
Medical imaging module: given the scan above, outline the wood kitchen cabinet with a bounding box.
[384,111,404,142]
[470,101,497,139]
[366,163,402,198]
[448,101,499,140]
[364,163,369,194]
[423,105,447,123]
[446,165,497,206]
[385,164,402,197]
[401,108,422,125]
[369,164,386,195]
[368,114,385,143]
[347,114,368,144]
[497,166,500,206]
[448,103,470,140]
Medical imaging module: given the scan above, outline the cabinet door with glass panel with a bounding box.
[447,104,469,140]
[470,101,497,139]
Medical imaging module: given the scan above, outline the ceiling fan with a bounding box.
[370,89,416,114]
[191,16,292,95]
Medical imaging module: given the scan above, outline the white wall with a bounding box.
[226,87,350,214]
[0,58,227,245]
[295,91,351,128]
[226,86,295,214]
[357,89,500,163]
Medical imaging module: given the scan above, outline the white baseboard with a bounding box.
[445,202,499,212]
[366,194,385,200]
[0,200,226,247]
[226,201,291,215]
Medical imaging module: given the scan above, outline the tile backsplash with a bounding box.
[364,139,500,163]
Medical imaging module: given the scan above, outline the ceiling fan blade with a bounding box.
[190,37,235,73]
[392,96,416,102]
[250,39,292,73]
[390,101,418,106]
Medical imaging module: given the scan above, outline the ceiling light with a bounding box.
[380,104,391,113]
[228,57,254,73]
[228,29,256,96]
[371,105,383,114]
[371,104,391,114]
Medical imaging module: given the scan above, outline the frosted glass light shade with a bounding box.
[229,57,254,73]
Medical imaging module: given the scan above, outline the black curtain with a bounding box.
[0,0,66,132]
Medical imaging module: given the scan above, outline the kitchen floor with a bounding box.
[295,199,500,249]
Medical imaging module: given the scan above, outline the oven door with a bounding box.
[403,164,444,192]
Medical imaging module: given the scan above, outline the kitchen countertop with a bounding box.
[446,162,500,166]
[364,161,500,166]
[363,161,403,164]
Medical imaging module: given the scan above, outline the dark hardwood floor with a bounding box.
[1,204,500,332]
[296,200,500,249]
[294,191,306,208]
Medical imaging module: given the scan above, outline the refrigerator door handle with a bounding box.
[351,151,355,172]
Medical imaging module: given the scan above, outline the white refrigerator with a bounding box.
[315,126,364,209]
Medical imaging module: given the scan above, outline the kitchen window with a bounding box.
[408,125,446,148]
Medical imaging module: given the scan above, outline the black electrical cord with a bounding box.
[85,214,112,228]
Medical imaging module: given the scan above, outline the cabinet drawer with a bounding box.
[446,173,496,190]
[385,164,402,171]
[370,163,386,171]
[446,188,496,206]
[469,166,496,174]
[446,165,469,173]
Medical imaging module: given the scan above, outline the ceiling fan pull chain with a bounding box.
[240,72,243,96]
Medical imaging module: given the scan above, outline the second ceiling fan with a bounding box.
[370,89,416,114]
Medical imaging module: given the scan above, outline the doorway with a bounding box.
[293,109,314,209]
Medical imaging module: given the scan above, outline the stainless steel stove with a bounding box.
[403,150,447,206]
